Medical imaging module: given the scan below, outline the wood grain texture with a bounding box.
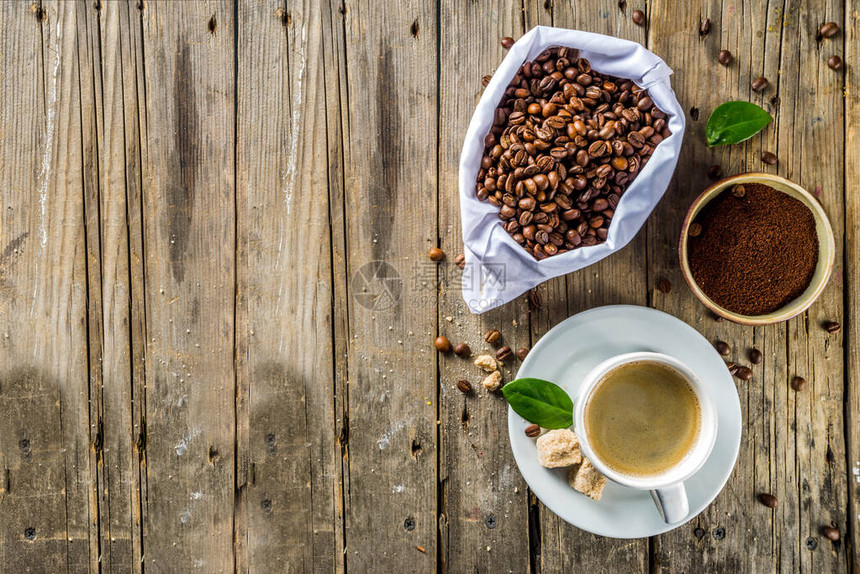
[335,0,439,570]
[846,3,860,571]
[437,2,530,572]
[237,0,341,571]
[92,1,148,570]
[137,2,236,570]
[0,1,93,571]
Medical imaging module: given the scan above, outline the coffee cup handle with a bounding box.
[650,483,689,524]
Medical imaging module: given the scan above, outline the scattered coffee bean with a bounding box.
[501,36,515,49]
[429,247,444,261]
[516,347,530,360]
[718,49,733,66]
[823,320,841,334]
[435,336,452,352]
[688,222,703,237]
[496,346,513,361]
[751,76,769,92]
[699,17,711,36]
[454,342,471,357]
[791,376,807,391]
[456,379,473,394]
[476,47,671,259]
[822,526,840,541]
[761,151,778,165]
[758,493,778,508]
[707,164,723,180]
[455,253,466,269]
[528,289,543,310]
[525,424,541,437]
[632,9,646,25]
[482,74,492,87]
[735,366,753,381]
[484,329,501,344]
[819,22,839,39]
[749,348,762,364]
[657,278,672,294]
[726,362,740,376]
[715,341,731,356]
[731,183,746,198]
[827,55,842,70]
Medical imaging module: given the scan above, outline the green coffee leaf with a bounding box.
[502,378,573,429]
[706,101,772,146]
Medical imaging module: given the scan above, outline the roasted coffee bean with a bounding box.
[715,341,731,356]
[457,379,473,394]
[791,376,807,391]
[699,17,711,36]
[827,55,843,70]
[708,164,723,180]
[632,9,646,26]
[501,36,515,49]
[751,76,769,92]
[761,151,778,165]
[822,527,840,542]
[657,278,672,294]
[484,329,501,344]
[454,342,471,357]
[718,49,733,66]
[688,222,703,237]
[528,288,543,309]
[731,184,746,198]
[735,366,753,381]
[749,348,763,364]
[758,493,778,508]
[496,346,513,361]
[455,253,466,269]
[435,336,452,353]
[516,347,530,360]
[476,48,670,259]
[824,320,841,334]
[429,247,444,261]
[726,362,740,376]
[525,424,541,438]
[819,22,839,39]
[482,74,492,87]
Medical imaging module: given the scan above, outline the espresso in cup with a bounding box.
[584,361,702,477]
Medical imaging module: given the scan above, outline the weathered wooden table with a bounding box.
[0,0,857,572]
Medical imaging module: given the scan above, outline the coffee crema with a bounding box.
[584,361,701,477]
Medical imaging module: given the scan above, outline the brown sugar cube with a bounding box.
[567,458,607,500]
[536,429,582,468]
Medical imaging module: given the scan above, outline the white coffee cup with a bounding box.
[573,351,718,524]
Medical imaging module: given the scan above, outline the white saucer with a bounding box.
[508,305,742,538]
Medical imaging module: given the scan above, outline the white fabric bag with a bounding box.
[459,26,685,313]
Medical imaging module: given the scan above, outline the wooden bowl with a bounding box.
[678,173,835,325]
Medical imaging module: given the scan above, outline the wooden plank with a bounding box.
[91,1,147,570]
[648,0,849,571]
[775,3,847,572]
[335,0,439,569]
[72,0,107,569]
[528,3,650,572]
[647,1,787,571]
[846,2,860,570]
[236,0,342,571]
[437,2,530,572]
[137,2,236,570]
[0,1,93,571]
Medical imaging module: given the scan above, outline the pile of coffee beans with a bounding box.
[476,46,671,259]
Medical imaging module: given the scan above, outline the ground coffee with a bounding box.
[687,183,818,316]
